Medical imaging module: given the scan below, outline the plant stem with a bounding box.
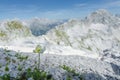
[38,52,40,70]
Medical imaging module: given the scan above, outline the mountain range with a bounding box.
[0,9,120,80]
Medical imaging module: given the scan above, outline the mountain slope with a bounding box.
[0,20,32,41]
[45,9,120,62]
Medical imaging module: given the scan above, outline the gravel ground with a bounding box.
[0,48,120,80]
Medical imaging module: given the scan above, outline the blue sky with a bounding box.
[0,0,120,19]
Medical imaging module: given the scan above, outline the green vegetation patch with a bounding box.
[7,21,23,30]
[0,68,53,80]
[0,31,7,37]
[60,65,84,80]
[6,20,31,37]
[55,29,72,46]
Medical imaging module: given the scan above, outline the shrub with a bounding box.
[15,53,28,61]
[1,68,53,80]
[60,65,84,80]
[60,65,76,74]
[0,74,10,80]
[5,65,9,72]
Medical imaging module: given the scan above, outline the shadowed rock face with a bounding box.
[104,75,119,80]
[84,73,105,80]
[110,63,120,75]
[27,18,66,36]
[29,23,57,36]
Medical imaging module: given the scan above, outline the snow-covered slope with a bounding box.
[45,9,120,60]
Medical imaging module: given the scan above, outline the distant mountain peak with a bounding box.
[94,9,110,15]
[86,9,116,24]
[88,9,112,18]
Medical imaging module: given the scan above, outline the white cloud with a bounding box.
[106,0,120,7]
[38,10,72,19]
[74,3,87,7]
[0,4,40,14]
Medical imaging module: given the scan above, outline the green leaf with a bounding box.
[33,45,41,53]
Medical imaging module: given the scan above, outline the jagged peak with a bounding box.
[85,9,117,24]
[87,9,112,18]
[94,9,110,15]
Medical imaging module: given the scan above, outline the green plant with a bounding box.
[17,65,22,71]
[17,68,53,80]
[66,75,72,80]
[33,45,41,53]
[61,65,76,74]
[4,56,11,62]
[32,68,47,80]
[60,65,84,80]
[0,74,10,80]
[0,63,2,68]
[33,45,44,70]
[0,68,53,80]
[5,65,9,72]
[15,53,28,61]
[4,48,11,52]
